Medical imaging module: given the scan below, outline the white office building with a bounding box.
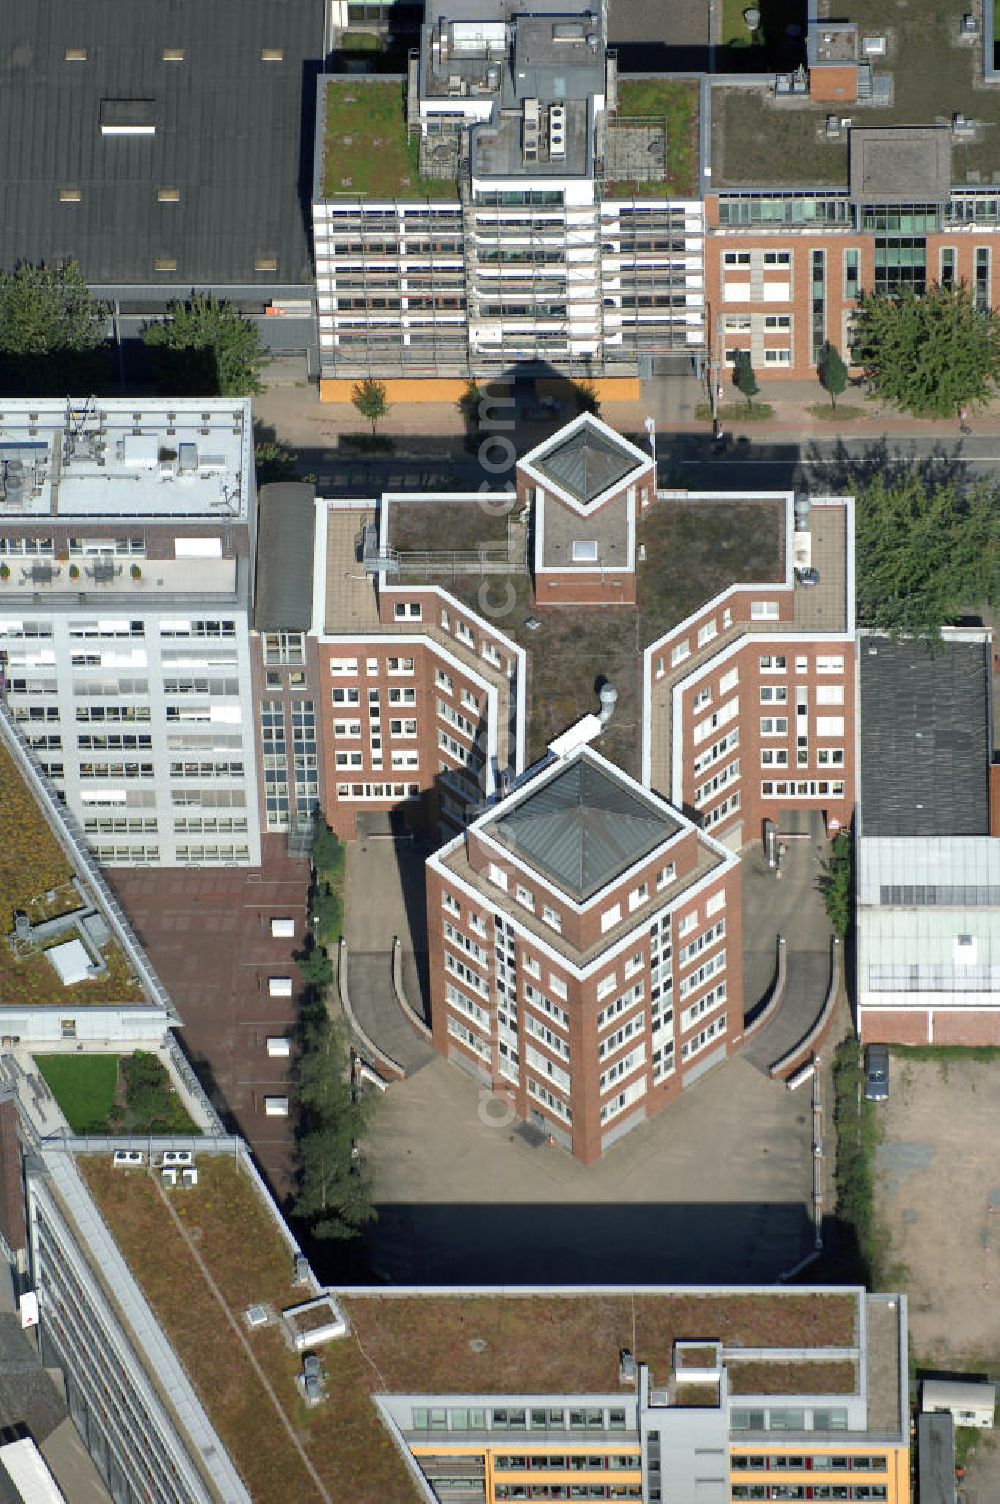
[313,0,704,377]
[0,398,261,868]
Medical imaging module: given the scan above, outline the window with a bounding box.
[751,600,780,619]
[656,863,675,891]
[670,640,690,668]
[976,246,991,310]
[764,348,791,366]
[815,685,844,705]
[697,619,718,648]
[264,631,304,665]
[760,654,786,672]
[763,250,790,265]
[157,187,180,203]
[811,248,826,364]
[816,654,844,673]
[394,602,422,620]
[162,47,186,61]
[844,247,860,299]
[571,540,599,562]
[939,246,956,290]
[816,715,845,736]
[542,904,562,933]
[515,884,535,913]
[329,658,358,675]
[59,187,82,203]
[760,717,788,736]
[724,251,752,266]
[332,687,360,705]
[64,47,87,61]
[154,257,178,272]
[628,882,648,912]
[761,748,788,767]
[760,685,788,703]
[719,667,739,694]
[260,47,285,61]
[678,911,698,938]
[601,903,622,933]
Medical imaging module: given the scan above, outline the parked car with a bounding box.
[864,1045,889,1102]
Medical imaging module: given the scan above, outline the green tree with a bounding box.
[0,261,107,391]
[351,378,389,436]
[573,380,600,416]
[817,341,848,411]
[296,943,334,991]
[254,439,299,487]
[733,349,759,411]
[143,293,268,396]
[294,1004,373,1239]
[818,830,853,938]
[311,819,342,874]
[851,282,1000,417]
[856,473,999,638]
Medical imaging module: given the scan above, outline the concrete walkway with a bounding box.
[342,840,435,1077]
[740,828,834,1074]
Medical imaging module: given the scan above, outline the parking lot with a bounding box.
[365,1047,827,1285]
[875,1053,1000,1369]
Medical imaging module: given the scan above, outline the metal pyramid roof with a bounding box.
[532,424,641,505]
[491,756,678,901]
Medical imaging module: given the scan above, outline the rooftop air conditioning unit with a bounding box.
[862,34,886,55]
[161,1167,178,1188]
[549,103,566,160]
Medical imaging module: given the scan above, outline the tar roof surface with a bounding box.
[487,753,681,901]
[0,0,320,285]
[859,637,990,837]
[713,0,1000,190]
[254,483,316,631]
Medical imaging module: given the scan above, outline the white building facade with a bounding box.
[0,399,261,868]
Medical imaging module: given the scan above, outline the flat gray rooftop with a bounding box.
[859,636,991,838]
[849,126,952,204]
[253,482,316,630]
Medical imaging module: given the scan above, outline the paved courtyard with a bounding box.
[365,1048,825,1284]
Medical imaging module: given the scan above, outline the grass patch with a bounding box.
[727,1359,857,1395]
[339,30,382,51]
[390,499,511,555]
[893,1045,1000,1064]
[36,1054,119,1134]
[830,1038,885,1287]
[35,1051,200,1135]
[695,401,775,422]
[609,81,698,197]
[323,81,458,200]
[805,403,868,421]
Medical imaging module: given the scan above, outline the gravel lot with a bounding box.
[875,1053,1000,1368]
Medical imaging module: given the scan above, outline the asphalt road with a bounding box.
[292,430,1000,498]
[663,431,1000,492]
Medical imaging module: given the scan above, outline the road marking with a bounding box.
[680,454,1000,465]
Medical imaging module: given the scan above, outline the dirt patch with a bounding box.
[876,1054,1000,1368]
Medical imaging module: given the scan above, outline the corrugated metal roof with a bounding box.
[254,482,316,630]
[859,637,990,837]
[0,0,320,286]
[491,754,677,900]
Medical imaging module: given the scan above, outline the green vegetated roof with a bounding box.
[323,80,459,200]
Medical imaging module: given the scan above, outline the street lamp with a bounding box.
[644,415,656,476]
